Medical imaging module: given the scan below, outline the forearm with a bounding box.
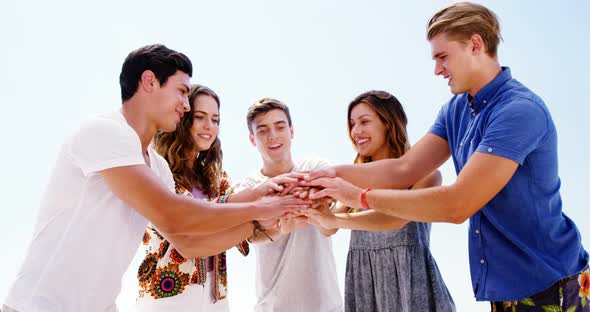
[166,222,254,258]
[334,159,416,189]
[311,200,341,236]
[225,187,261,203]
[334,134,450,189]
[366,186,469,224]
[159,195,259,235]
[333,210,409,231]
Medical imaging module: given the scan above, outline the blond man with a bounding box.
[304,3,589,311]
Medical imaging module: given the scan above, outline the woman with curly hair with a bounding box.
[136,84,293,311]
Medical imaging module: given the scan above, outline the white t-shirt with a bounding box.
[236,159,343,312]
[3,110,175,312]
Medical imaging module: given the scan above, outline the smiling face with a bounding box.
[190,94,220,152]
[430,33,478,95]
[149,70,191,132]
[349,102,391,161]
[249,109,294,164]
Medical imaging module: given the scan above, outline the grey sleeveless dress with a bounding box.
[345,222,456,312]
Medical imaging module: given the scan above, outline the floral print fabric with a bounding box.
[137,177,249,302]
[491,265,590,312]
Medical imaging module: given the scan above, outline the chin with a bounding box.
[160,123,178,133]
[267,155,287,163]
[357,148,371,157]
[197,143,213,151]
[450,85,468,95]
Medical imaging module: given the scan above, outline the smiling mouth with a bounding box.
[198,134,212,140]
[356,138,369,147]
[268,143,282,150]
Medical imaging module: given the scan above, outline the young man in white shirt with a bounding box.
[235,98,343,312]
[2,45,308,312]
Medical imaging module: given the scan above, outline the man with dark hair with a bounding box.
[119,44,193,102]
[2,45,307,312]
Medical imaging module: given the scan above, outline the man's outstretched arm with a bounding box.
[308,152,518,224]
[304,134,451,190]
[101,165,309,235]
[165,222,254,258]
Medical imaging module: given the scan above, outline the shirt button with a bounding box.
[475,229,480,234]
[483,100,487,104]
[480,259,485,264]
[487,147,493,153]
[471,112,476,117]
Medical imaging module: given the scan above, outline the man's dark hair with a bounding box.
[119,44,193,102]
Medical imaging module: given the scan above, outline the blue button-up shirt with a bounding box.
[430,67,588,301]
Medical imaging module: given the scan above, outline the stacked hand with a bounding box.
[254,166,362,232]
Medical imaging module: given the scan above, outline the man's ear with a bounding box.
[139,70,158,93]
[470,34,485,56]
[290,126,294,139]
[249,133,256,146]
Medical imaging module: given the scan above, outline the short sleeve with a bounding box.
[232,176,257,193]
[477,99,548,165]
[149,148,175,193]
[429,103,449,141]
[309,158,331,170]
[69,116,144,176]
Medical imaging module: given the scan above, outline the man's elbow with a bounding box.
[445,200,477,224]
[447,213,468,224]
[152,210,182,234]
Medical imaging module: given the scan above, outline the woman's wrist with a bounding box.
[360,188,372,211]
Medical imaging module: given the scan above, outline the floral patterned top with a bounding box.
[136,177,249,302]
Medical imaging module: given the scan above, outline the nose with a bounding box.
[434,60,444,76]
[268,129,278,141]
[351,124,361,137]
[203,118,212,129]
[182,98,190,112]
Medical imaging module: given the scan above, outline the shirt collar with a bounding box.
[467,66,512,113]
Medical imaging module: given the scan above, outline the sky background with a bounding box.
[1,1,589,311]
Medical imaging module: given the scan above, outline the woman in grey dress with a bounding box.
[305,91,455,312]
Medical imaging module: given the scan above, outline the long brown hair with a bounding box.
[347,90,409,164]
[152,84,223,197]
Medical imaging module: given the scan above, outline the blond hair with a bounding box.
[427,2,502,57]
